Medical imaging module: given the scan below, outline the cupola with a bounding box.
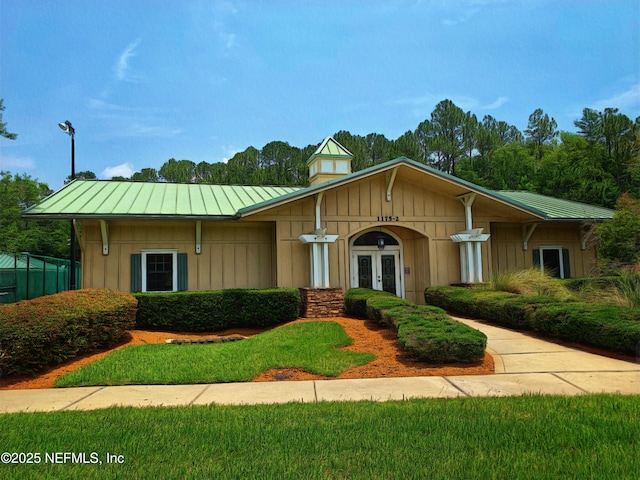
[307,136,353,185]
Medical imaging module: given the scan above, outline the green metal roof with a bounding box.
[23,158,614,223]
[23,181,301,219]
[496,191,614,220]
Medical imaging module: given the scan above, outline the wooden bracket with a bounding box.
[99,220,109,255]
[196,221,202,254]
[386,167,398,201]
[522,223,538,251]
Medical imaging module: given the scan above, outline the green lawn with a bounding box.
[1,395,638,479]
[55,321,374,387]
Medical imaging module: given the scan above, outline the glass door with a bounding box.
[357,255,373,289]
[354,251,400,296]
[350,230,403,298]
[380,254,397,294]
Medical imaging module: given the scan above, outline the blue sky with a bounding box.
[1,0,638,190]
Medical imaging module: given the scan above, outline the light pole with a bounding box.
[58,120,76,290]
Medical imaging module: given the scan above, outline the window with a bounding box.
[145,253,175,292]
[321,159,333,172]
[335,160,349,173]
[533,247,571,279]
[131,250,188,292]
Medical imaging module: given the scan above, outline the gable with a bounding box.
[240,159,547,223]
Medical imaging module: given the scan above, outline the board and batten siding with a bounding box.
[489,222,597,278]
[79,220,275,291]
[251,174,490,303]
[76,172,596,302]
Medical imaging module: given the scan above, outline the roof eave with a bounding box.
[21,213,239,221]
[540,217,611,223]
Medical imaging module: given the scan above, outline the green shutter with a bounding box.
[562,249,571,279]
[131,254,142,292]
[178,253,188,291]
[533,249,541,269]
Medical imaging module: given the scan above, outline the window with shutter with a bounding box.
[131,250,187,292]
[131,254,142,292]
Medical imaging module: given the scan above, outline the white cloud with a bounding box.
[591,83,640,112]
[0,154,35,170]
[115,38,143,82]
[220,146,239,163]
[391,93,512,115]
[218,30,236,50]
[102,163,134,179]
[87,98,140,114]
[482,96,509,110]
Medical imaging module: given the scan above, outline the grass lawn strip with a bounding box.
[54,321,375,387]
[0,395,638,479]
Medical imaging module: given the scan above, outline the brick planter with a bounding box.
[298,287,345,318]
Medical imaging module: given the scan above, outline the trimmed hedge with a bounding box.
[134,288,300,332]
[345,288,486,363]
[344,288,397,319]
[0,289,137,377]
[393,306,487,363]
[365,296,412,325]
[425,286,640,356]
[424,287,564,329]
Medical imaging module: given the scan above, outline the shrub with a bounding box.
[596,204,640,266]
[344,288,396,319]
[425,285,640,356]
[567,273,640,308]
[490,268,572,300]
[530,303,640,354]
[396,312,487,363]
[134,288,300,332]
[0,289,137,377]
[365,296,412,325]
[617,271,640,308]
[345,288,486,363]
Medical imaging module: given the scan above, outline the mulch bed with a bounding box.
[0,317,493,390]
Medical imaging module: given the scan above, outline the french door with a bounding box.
[353,250,401,296]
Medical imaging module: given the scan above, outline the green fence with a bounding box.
[0,253,82,304]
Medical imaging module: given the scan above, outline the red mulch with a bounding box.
[0,317,493,390]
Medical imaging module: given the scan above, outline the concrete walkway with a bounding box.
[1,318,638,414]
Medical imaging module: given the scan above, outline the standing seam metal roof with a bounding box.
[23,158,614,221]
[23,181,302,218]
[496,191,614,220]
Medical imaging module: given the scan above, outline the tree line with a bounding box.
[0,98,638,262]
[114,100,639,209]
